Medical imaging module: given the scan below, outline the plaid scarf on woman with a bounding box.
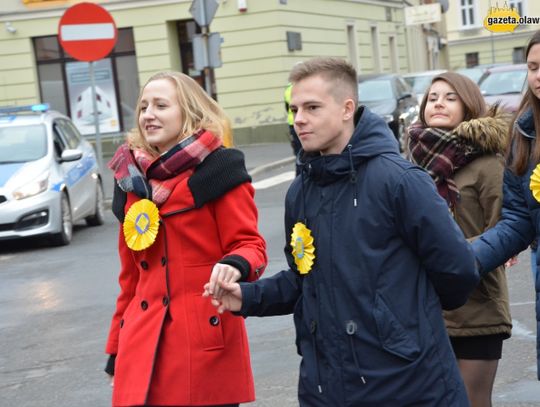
[407,122,481,208]
[108,130,222,206]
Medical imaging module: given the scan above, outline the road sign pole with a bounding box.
[88,61,103,170]
[190,0,220,96]
[200,4,212,95]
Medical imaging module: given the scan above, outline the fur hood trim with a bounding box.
[454,104,510,154]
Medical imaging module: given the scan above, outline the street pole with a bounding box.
[200,3,212,95]
[489,0,495,63]
[89,61,103,170]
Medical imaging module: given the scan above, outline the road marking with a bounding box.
[511,319,536,340]
[253,171,295,190]
[510,300,535,306]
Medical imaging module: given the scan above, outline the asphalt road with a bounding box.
[1,159,539,406]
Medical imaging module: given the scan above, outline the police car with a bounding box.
[0,104,104,246]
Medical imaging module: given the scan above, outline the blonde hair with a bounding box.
[128,71,231,155]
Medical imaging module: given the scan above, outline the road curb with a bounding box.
[103,156,296,209]
[248,156,295,177]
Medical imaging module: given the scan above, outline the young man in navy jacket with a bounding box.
[205,57,479,407]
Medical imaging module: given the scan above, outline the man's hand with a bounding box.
[207,263,241,299]
[203,280,243,314]
[505,256,518,268]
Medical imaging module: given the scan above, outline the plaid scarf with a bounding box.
[108,130,222,206]
[407,122,481,208]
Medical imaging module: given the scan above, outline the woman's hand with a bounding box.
[206,263,241,299]
[108,374,114,387]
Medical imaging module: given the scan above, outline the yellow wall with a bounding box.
[0,0,408,137]
[445,1,540,69]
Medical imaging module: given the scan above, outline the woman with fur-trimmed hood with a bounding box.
[407,71,511,407]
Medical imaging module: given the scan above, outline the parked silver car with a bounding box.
[478,63,527,114]
[0,104,104,246]
[403,69,447,104]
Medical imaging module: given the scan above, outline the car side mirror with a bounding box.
[61,149,83,162]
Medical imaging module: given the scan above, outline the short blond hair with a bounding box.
[288,57,358,106]
[128,71,231,155]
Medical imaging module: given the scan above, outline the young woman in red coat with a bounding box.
[104,71,267,407]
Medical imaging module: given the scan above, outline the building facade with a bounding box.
[1,0,417,147]
[445,0,539,70]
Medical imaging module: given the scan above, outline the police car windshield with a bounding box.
[0,124,47,163]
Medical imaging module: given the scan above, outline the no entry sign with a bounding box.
[58,2,117,62]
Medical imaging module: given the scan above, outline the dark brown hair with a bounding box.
[419,71,486,126]
[508,30,540,175]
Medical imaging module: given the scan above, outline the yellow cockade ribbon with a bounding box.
[290,222,316,275]
[530,164,540,203]
[123,199,160,251]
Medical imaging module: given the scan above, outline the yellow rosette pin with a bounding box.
[530,164,540,203]
[290,222,316,275]
[123,199,160,251]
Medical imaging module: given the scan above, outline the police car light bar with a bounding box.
[0,103,50,114]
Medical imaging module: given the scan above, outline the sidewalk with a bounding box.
[101,142,295,201]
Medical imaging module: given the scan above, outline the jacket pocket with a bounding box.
[372,294,420,361]
[191,294,225,351]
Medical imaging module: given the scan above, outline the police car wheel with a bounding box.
[86,180,105,226]
[50,192,73,246]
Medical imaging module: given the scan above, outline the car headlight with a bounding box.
[382,114,394,123]
[13,171,49,200]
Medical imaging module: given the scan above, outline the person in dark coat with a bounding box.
[204,57,479,406]
[472,29,540,382]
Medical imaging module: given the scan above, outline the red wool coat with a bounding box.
[105,172,267,406]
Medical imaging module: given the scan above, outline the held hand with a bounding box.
[504,256,518,268]
[203,280,243,314]
[207,263,241,299]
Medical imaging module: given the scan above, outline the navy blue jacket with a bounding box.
[239,107,478,406]
[472,108,540,379]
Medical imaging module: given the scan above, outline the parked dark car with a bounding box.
[358,73,419,149]
[478,63,527,114]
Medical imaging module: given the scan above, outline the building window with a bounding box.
[460,0,477,27]
[177,20,214,97]
[33,28,139,136]
[466,52,479,68]
[513,47,526,63]
[370,25,382,73]
[509,0,524,16]
[346,22,359,72]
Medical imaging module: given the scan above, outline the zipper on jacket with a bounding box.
[310,320,323,393]
[345,320,367,385]
[346,145,358,207]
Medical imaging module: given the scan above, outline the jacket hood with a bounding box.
[297,106,399,186]
[454,104,510,154]
[515,107,535,139]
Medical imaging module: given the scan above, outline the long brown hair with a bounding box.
[419,72,486,126]
[508,30,540,175]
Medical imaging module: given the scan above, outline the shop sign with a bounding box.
[65,59,120,135]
